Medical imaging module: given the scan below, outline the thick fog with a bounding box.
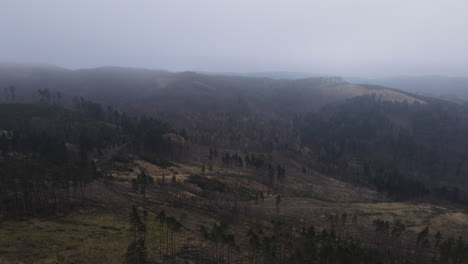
[1,0,467,77]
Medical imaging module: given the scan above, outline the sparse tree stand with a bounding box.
[155,210,183,263]
[156,211,166,259]
[127,205,147,264]
[200,222,238,264]
[167,216,182,262]
[275,194,281,214]
[37,88,51,104]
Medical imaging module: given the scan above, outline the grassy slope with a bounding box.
[0,209,131,263]
[0,181,215,264]
[1,152,467,263]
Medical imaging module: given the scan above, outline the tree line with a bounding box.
[207,149,286,187]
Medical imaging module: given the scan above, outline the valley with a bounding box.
[1,66,468,263]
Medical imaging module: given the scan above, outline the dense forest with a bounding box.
[299,95,468,203]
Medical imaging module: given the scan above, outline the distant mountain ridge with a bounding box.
[0,63,424,105]
[0,63,427,150]
[346,75,468,102]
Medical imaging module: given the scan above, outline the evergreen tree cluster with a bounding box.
[214,150,287,185]
[300,95,468,202]
[0,101,180,218]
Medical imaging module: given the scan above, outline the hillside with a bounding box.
[1,65,468,263]
[0,64,424,150]
[0,64,423,107]
[1,102,468,264]
[346,75,468,102]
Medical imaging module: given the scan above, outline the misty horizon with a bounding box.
[2,2,468,262]
[2,61,468,80]
[2,0,468,77]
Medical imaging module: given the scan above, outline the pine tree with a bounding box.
[127,205,147,264]
[156,211,166,258]
[275,194,281,214]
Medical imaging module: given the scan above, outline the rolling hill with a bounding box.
[0,64,425,149]
[1,64,468,263]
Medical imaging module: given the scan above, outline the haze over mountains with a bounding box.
[3,0,468,262]
[2,63,466,187]
[346,76,468,102]
[0,63,425,146]
[3,63,467,104]
[223,71,468,103]
[2,62,468,263]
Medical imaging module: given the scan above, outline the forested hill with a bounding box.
[2,65,468,263]
[0,64,423,150]
[299,95,468,202]
[0,63,422,108]
[0,102,185,218]
[2,64,468,202]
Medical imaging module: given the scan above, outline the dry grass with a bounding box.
[0,209,131,264]
[258,197,468,237]
[0,206,208,264]
[431,212,468,235]
[3,151,467,263]
[111,159,207,183]
[319,84,425,104]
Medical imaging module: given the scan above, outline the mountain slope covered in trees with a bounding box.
[1,64,468,263]
[0,101,184,218]
[0,64,424,150]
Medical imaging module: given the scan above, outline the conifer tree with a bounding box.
[127,205,147,264]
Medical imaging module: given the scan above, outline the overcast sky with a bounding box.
[1,0,467,77]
